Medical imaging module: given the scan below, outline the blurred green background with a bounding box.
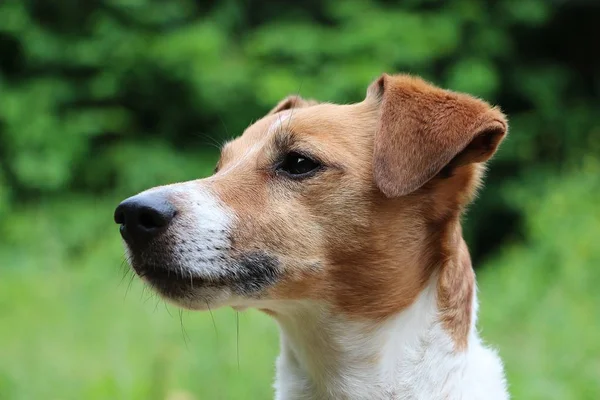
[0,0,599,399]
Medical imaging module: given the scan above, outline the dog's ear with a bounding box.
[368,74,508,198]
[268,95,319,115]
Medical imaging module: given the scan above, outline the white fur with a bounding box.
[135,182,247,308]
[270,276,508,400]
[141,182,233,277]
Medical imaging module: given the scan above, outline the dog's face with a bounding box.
[115,74,507,317]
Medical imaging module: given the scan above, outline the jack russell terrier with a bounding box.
[114,73,509,399]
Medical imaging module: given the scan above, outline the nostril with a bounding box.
[138,209,166,230]
[114,209,125,225]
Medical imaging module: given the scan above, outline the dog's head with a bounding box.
[115,74,507,318]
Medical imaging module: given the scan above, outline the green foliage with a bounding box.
[0,0,598,398]
[1,1,597,221]
[479,162,600,399]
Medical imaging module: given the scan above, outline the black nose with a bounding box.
[114,194,176,243]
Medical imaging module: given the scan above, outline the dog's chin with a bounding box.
[125,249,281,310]
[131,263,236,310]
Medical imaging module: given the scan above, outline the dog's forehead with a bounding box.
[224,102,375,158]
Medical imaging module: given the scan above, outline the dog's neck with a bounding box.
[269,264,508,399]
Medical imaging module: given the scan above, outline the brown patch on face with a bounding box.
[324,166,480,323]
[203,74,505,350]
[209,100,382,303]
[324,195,437,320]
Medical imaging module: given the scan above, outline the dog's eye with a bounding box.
[277,152,321,178]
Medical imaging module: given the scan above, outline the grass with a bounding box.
[0,197,279,399]
[477,163,600,400]
[1,165,598,399]
[0,241,280,400]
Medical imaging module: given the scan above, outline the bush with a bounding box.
[479,161,600,399]
[1,0,598,261]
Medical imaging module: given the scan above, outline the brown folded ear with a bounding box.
[369,74,508,198]
[268,95,319,115]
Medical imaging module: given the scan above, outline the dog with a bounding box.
[114,73,509,400]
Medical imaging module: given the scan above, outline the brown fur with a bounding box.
[371,74,507,198]
[208,74,507,350]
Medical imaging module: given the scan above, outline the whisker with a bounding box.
[118,266,129,287]
[236,310,240,371]
[143,288,155,304]
[163,301,173,318]
[179,309,189,350]
[191,131,223,150]
[285,78,305,133]
[206,300,219,343]
[218,114,234,142]
[118,255,131,287]
[124,271,136,300]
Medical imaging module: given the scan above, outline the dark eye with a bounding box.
[277,152,321,178]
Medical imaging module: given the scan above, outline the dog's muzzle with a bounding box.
[113,185,281,307]
[114,191,192,295]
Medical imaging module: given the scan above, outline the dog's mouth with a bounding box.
[136,265,205,285]
[128,250,282,301]
[131,262,224,297]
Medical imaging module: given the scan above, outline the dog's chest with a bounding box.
[271,285,508,400]
[274,318,470,400]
